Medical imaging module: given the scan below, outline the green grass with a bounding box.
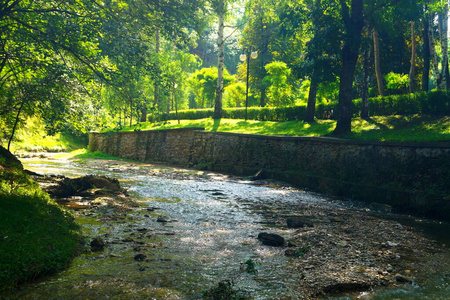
[118,115,449,142]
[3,116,87,153]
[64,148,136,161]
[0,150,81,291]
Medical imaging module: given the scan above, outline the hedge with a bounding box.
[159,90,450,122]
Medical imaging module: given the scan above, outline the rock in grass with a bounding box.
[257,232,285,247]
[90,237,105,252]
[134,253,147,261]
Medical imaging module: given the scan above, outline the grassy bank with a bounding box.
[2,117,87,153]
[0,146,81,291]
[119,115,449,143]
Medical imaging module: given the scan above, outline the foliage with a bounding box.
[385,72,409,94]
[2,117,87,153]
[223,82,246,107]
[161,90,450,123]
[188,67,234,108]
[241,258,258,274]
[0,147,81,290]
[264,61,295,107]
[202,280,250,300]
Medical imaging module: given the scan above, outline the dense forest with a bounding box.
[1,0,449,146]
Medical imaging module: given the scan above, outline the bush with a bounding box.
[160,91,450,122]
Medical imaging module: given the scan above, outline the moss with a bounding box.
[0,146,81,291]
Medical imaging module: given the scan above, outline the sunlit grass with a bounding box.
[4,117,87,153]
[118,115,449,142]
[120,118,336,137]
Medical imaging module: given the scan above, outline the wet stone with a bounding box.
[395,274,413,283]
[134,254,147,261]
[286,217,313,228]
[90,237,105,252]
[257,232,285,247]
[157,216,170,223]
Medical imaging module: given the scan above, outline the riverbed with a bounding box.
[2,156,449,299]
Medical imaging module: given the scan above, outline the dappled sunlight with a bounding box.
[116,115,447,142]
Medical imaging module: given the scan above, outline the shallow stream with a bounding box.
[2,157,449,299]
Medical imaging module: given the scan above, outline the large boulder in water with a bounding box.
[258,232,285,247]
[51,175,123,197]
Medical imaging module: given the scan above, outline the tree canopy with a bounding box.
[1,0,448,143]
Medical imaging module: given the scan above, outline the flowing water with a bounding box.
[2,157,449,299]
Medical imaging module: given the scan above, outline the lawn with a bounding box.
[118,115,449,142]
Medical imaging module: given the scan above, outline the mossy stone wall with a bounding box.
[89,129,450,220]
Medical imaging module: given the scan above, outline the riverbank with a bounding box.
[0,147,81,291]
[89,128,450,221]
[6,155,448,299]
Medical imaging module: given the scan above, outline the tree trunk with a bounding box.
[361,47,371,119]
[373,29,384,96]
[154,26,160,106]
[439,5,450,89]
[213,12,225,119]
[429,13,442,89]
[8,100,25,151]
[140,103,147,122]
[333,0,364,136]
[259,85,267,107]
[129,98,133,127]
[409,21,416,94]
[422,8,430,92]
[304,70,319,123]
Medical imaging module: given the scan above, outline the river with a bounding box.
[2,157,449,299]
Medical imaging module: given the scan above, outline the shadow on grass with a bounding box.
[365,117,390,131]
[212,119,221,131]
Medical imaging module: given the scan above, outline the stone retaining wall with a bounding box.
[89,129,450,220]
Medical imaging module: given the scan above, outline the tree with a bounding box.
[373,29,385,96]
[0,0,111,147]
[333,0,364,136]
[264,61,293,107]
[211,0,228,119]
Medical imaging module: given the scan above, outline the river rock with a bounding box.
[50,175,123,198]
[90,237,105,252]
[286,217,313,228]
[157,216,170,223]
[395,274,413,283]
[134,253,147,261]
[257,232,285,246]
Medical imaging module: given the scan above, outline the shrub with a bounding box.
[160,91,450,122]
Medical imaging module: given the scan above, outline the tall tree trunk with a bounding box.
[140,103,147,122]
[154,26,160,106]
[129,98,133,127]
[213,12,225,119]
[373,29,384,96]
[361,47,371,119]
[422,7,431,92]
[409,21,416,94]
[334,0,364,136]
[429,13,442,89]
[439,5,450,89]
[304,70,319,123]
[259,85,267,107]
[8,100,25,151]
